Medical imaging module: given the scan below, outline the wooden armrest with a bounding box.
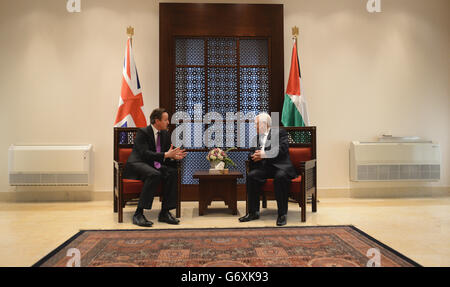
[299,159,316,172]
[176,160,182,174]
[114,160,181,171]
[114,161,125,173]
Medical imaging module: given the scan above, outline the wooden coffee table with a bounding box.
[193,170,243,216]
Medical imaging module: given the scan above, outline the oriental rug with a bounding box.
[33,225,420,267]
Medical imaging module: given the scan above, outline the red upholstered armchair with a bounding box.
[113,127,181,223]
[246,127,317,222]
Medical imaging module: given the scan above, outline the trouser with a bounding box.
[246,166,291,216]
[124,162,178,211]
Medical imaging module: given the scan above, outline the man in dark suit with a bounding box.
[239,113,297,226]
[124,108,187,227]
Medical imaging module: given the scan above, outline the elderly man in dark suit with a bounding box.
[124,108,187,227]
[239,113,297,226]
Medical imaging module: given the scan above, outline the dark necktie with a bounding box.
[154,131,161,169]
[257,135,262,150]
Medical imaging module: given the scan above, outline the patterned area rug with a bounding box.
[33,226,420,267]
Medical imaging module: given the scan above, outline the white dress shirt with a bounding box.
[259,128,270,158]
[150,124,160,146]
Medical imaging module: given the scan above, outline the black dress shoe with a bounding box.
[132,214,153,227]
[239,212,260,222]
[276,215,287,226]
[158,211,180,225]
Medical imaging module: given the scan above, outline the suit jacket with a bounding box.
[126,126,177,169]
[249,127,297,179]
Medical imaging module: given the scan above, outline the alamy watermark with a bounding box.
[66,0,81,13]
[65,247,381,267]
[366,0,382,13]
[366,248,381,267]
[66,248,81,267]
[170,105,280,158]
[66,1,380,14]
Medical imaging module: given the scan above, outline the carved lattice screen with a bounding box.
[175,37,270,184]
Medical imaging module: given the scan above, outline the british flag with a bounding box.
[114,38,147,128]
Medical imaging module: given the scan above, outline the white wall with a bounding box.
[283,0,450,191]
[0,0,448,195]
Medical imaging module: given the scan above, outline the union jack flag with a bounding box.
[114,38,147,128]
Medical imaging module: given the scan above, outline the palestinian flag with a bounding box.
[281,40,309,127]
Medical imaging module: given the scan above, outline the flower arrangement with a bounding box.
[206,147,236,169]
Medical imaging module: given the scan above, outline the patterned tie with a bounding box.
[154,131,161,169]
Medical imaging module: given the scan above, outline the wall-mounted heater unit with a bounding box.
[350,141,440,181]
[8,145,93,186]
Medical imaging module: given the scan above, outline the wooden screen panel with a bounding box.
[160,3,284,117]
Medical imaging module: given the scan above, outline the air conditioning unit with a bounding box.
[350,141,440,181]
[8,145,93,186]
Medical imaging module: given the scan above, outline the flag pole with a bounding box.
[127,26,134,46]
[292,26,299,45]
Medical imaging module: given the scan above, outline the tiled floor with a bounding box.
[0,197,449,267]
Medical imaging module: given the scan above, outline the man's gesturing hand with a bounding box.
[164,144,188,160]
[251,150,264,162]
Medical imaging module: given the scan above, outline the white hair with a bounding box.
[255,112,272,127]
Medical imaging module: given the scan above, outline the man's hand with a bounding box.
[165,144,188,160]
[251,150,264,162]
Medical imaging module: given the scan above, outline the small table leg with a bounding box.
[199,182,206,216]
[197,177,239,216]
[230,180,237,215]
